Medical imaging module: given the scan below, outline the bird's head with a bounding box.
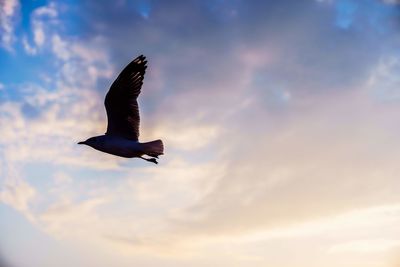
[78,136,100,147]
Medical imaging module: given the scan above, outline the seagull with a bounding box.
[78,55,164,164]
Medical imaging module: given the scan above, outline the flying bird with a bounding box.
[78,55,164,164]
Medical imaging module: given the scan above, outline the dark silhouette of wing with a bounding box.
[105,55,147,141]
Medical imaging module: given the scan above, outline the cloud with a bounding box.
[0,22,117,171]
[32,22,45,47]
[0,177,35,217]
[381,0,400,5]
[22,36,37,55]
[31,158,224,254]
[32,2,58,46]
[23,79,400,260]
[0,25,127,267]
[51,34,70,60]
[0,85,122,169]
[0,0,19,50]
[40,196,110,239]
[329,239,400,253]
[84,0,396,113]
[0,158,36,221]
[368,55,400,101]
[172,86,400,236]
[145,120,220,151]
[73,2,397,243]
[22,2,59,54]
[33,2,58,17]
[2,1,400,267]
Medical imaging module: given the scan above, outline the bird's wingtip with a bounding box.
[134,54,146,63]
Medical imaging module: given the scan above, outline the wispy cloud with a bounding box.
[0,159,36,220]
[1,1,400,267]
[0,0,19,50]
[21,2,58,55]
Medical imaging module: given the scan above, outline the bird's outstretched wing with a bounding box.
[105,55,147,141]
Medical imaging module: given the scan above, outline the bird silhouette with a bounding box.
[78,55,164,164]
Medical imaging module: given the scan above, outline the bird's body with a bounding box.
[81,135,144,158]
[78,55,164,164]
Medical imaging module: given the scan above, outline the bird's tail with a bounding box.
[141,139,164,157]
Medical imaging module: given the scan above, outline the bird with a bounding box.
[78,55,164,164]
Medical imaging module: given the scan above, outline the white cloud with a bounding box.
[368,55,400,101]
[0,84,122,170]
[147,122,220,151]
[0,159,36,221]
[329,239,400,253]
[22,35,37,55]
[4,29,400,266]
[0,32,124,265]
[22,2,58,54]
[32,20,45,47]
[24,158,224,258]
[51,34,71,60]
[0,176,36,215]
[0,0,19,50]
[53,172,73,186]
[51,34,113,86]
[165,86,400,238]
[40,197,110,239]
[0,22,115,171]
[33,2,58,17]
[2,2,400,266]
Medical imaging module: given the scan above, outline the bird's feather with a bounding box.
[104,55,147,141]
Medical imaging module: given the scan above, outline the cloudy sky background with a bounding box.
[1,0,400,266]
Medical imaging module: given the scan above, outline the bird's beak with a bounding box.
[78,141,86,145]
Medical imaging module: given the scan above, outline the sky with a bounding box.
[0,0,400,266]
